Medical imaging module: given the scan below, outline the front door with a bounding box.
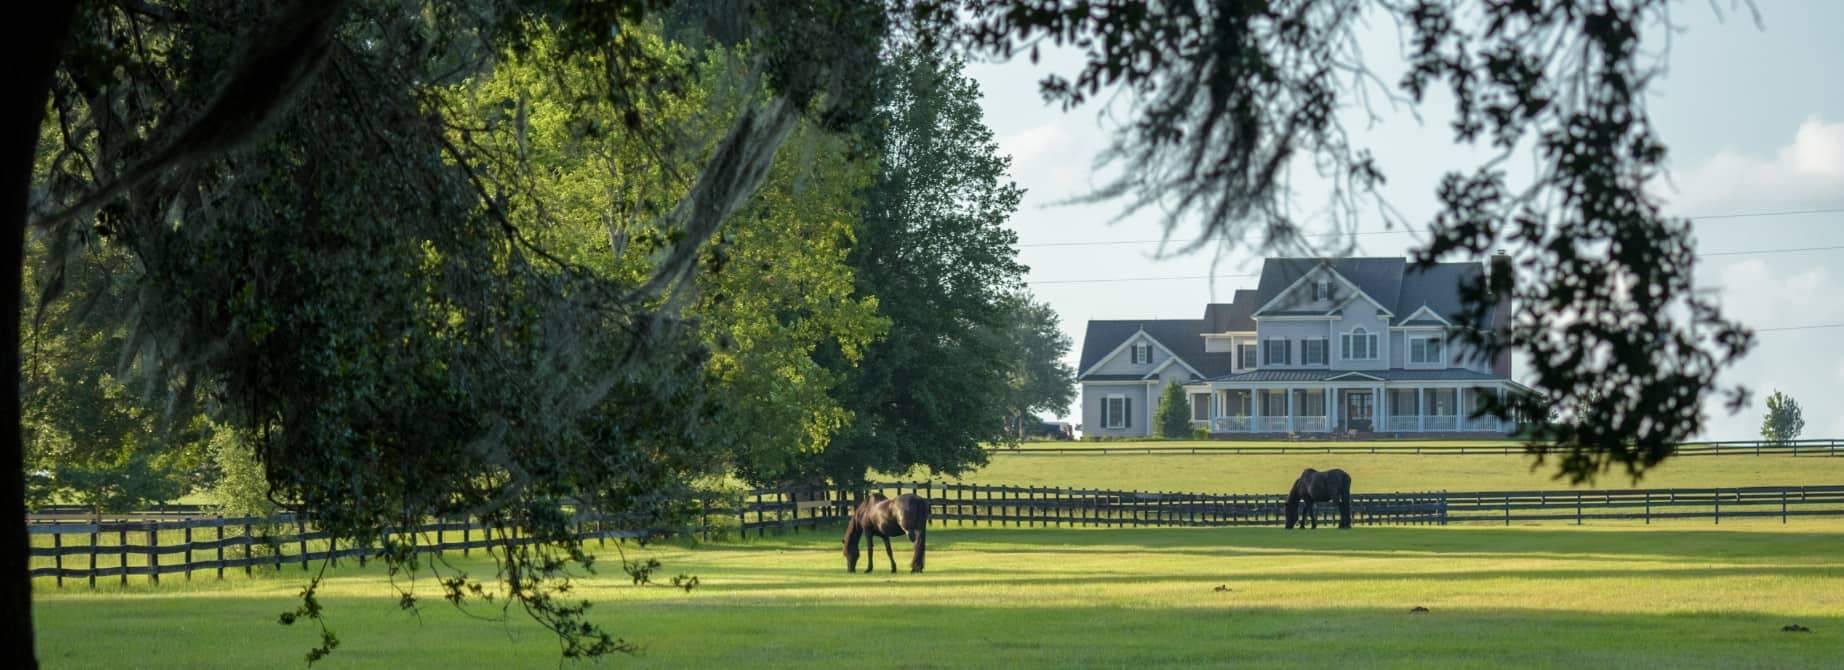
[1344,391,1374,432]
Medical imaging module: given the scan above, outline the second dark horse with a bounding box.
[844,493,929,573]
[1285,468,1353,529]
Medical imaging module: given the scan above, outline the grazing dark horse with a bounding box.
[843,493,929,573]
[1285,468,1353,529]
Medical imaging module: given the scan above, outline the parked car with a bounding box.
[1036,421,1074,440]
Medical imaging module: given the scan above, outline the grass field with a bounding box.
[33,520,1844,668]
[927,449,1844,494]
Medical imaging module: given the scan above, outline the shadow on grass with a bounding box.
[717,524,1844,564]
[38,597,1838,669]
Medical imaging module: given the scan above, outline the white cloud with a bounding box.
[1665,115,1844,213]
[1835,358,1844,382]
[1709,259,1844,328]
[1000,123,1076,166]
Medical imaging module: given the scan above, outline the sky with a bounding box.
[966,2,1844,440]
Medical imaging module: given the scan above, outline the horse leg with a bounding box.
[882,534,897,573]
[861,532,875,573]
[908,526,926,573]
[1339,492,1352,529]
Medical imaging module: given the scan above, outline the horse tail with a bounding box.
[908,497,929,573]
[1337,472,1354,529]
[1284,484,1301,530]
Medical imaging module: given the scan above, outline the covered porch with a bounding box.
[1200,380,1517,436]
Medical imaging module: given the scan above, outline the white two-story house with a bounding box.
[1078,255,1531,438]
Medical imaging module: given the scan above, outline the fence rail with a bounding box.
[734,482,1844,536]
[27,514,648,587]
[32,481,1844,587]
[991,438,1844,457]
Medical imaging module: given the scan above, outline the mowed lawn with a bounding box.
[33,521,1844,669]
[937,449,1844,494]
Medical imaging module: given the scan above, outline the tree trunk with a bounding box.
[4,3,79,667]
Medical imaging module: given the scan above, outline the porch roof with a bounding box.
[1207,368,1512,383]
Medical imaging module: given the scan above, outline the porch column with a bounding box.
[1455,389,1463,431]
[1418,387,1426,432]
[1498,386,1507,433]
[1379,385,1389,427]
[1286,388,1295,433]
[1324,387,1332,433]
[1252,388,1262,430]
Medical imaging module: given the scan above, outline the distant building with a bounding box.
[1077,256,1529,438]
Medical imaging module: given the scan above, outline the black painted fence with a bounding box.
[27,514,645,587]
[996,438,1844,457]
[736,482,1844,536]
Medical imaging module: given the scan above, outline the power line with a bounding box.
[1028,243,1844,285]
[1754,323,1844,333]
[1698,244,1844,257]
[1033,273,1260,285]
[1017,206,1844,249]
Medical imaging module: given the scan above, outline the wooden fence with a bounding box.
[32,483,1844,586]
[735,482,1844,536]
[992,438,1844,457]
[27,514,644,588]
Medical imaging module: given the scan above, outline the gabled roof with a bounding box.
[1202,289,1258,332]
[1396,262,1482,323]
[1078,320,1236,381]
[1253,258,1405,316]
[1252,257,1487,323]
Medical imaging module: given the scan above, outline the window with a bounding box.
[1103,396,1131,428]
[1302,339,1328,366]
[1341,327,1378,360]
[1238,343,1257,369]
[1129,343,1153,364]
[1297,390,1326,416]
[1260,390,1288,416]
[1426,389,1456,416]
[1263,338,1292,365]
[1312,280,1334,301]
[1409,336,1445,365]
[1190,393,1210,421]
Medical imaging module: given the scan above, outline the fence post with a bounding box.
[1575,493,1582,526]
[88,525,98,588]
[1439,491,1448,526]
[1503,496,1510,526]
[298,517,309,571]
[1644,493,1650,525]
[216,517,225,580]
[1782,490,1787,524]
[244,521,254,577]
[148,524,160,586]
[53,532,63,588]
[1714,490,1721,525]
[184,524,194,581]
[118,526,128,587]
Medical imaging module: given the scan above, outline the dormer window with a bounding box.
[1313,280,1334,301]
[1130,343,1153,364]
[1341,327,1378,360]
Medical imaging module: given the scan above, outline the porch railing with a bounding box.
[1214,416,1251,432]
[1386,416,1420,432]
[1257,417,1290,433]
[1463,415,1501,431]
[1294,417,1328,433]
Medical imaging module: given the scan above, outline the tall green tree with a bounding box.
[1154,381,1191,439]
[809,48,1027,485]
[1000,295,1075,438]
[13,1,890,662]
[1760,390,1805,445]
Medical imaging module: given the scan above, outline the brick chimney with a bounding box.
[1488,251,1513,377]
